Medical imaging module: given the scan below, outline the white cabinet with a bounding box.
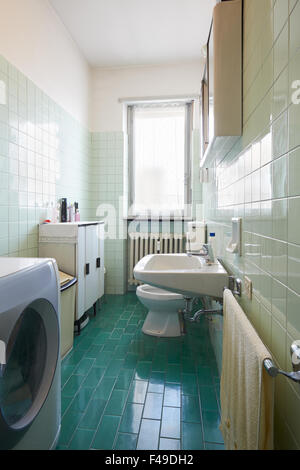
[200,0,242,168]
[39,222,105,330]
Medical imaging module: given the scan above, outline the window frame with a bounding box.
[127,99,194,219]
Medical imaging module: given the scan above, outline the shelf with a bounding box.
[200,135,240,168]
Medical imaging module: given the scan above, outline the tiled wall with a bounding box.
[0,54,91,258]
[90,132,127,295]
[204,0,300,449]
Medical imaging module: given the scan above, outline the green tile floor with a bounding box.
[56,292,224,450]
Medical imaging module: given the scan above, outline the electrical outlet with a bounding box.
[244,276,253,300]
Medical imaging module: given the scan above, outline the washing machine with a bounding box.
[0,258,61,450]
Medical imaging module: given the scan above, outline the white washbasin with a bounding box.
[134,254,229,299]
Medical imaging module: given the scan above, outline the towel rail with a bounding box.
[263,342,300,384]
[224,282,300,385]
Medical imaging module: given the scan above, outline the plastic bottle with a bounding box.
[75,202,80,222]
[70,204,75,222]
[208,232,217,260]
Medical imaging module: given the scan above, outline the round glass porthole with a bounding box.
[0,299,59,448]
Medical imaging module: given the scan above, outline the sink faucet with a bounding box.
[186,243,215,264]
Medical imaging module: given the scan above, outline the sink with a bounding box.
[133,254,229,299]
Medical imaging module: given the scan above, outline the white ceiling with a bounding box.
[49,0,215,67]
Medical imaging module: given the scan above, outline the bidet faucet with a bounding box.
[186,243,215,264]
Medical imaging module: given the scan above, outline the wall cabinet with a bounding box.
[39,222,105,331]
[200,0,242,168]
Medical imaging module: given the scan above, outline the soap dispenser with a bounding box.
[226,217,242,256]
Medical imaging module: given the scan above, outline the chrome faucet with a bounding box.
[186,243,215,264]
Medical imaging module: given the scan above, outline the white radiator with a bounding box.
[128,232,186,286]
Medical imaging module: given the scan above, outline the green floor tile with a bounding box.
[64,349,86,366]
[149,354,166,372]
[124,352,139,368]
[62,374,85,397]
[61,396,72,417]
[161,407,181,439]
[182,422,204,450]
[199,386,219,412]
[103,339,119,351]
[85,345,103,358]
[114,433,138,450]
[110,328,124,339]
[119,403,143,434]
[115,369,135,390]
[82,366,105,388]
[95,350,113,366]
[61,365,76,388]
[143,393,163,420]
[202,410,223,444]
[167,350,181,365]
[116,320,128,329]
[182,395,201,423]
[148,371,165,393]
[166,364,181,383]
[127,380,148,404]
[59,408,84,446]
[159,438,181,450]
[197,366,214,386]
[120,333,135,345]
[68,429,95,450]
[125,325,137,334]
[93,333,111,345]
[59,292,223,450]
[105,389,128,415]
[105,359,124,378]
[80,398,107,429]
[164,383,181,407]
[94,377,116,400]
[68,387,93,413]
[181,374,198,395]
[136,419,160,450]
[134,361,152,380]
[76,337,95,351]
[92,415,120,450]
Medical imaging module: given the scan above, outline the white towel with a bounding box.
[220,289,274,450]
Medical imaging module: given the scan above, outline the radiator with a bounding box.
[128,232,186,286]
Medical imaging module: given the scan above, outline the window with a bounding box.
[127,100,193,218]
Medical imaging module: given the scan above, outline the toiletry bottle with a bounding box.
[208,232,216,260]
[67,204,72,223]
[70,204,75,222]
[75,202,80,222]
[61,198,67,223]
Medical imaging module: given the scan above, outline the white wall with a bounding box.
[90,61,203,132]
[0,0,91,126]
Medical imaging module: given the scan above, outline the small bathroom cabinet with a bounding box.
[200,0,242,168]
[39,222,105,330]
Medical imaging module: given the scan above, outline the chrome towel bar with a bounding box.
[263,342,300,384]
[263,359,300,383]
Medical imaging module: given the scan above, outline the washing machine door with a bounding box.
[0,298,59,450]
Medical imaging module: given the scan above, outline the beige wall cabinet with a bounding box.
[201,0,242,168]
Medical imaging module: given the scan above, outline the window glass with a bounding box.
[128,102,192,217]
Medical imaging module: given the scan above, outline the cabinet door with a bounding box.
[96,224,105,299]
[85,225,99,311]
[77,227,86,320]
